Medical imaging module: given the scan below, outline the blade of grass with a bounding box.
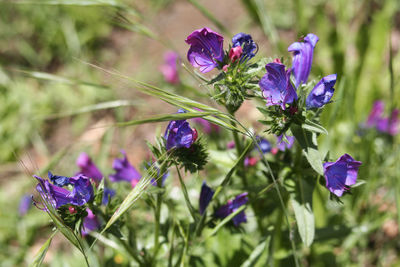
[30,230,58,267]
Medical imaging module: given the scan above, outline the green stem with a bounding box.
[153,163,167,262]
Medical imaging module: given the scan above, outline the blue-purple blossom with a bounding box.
[82,208,100,236]
[323,154,362,197]
[199,181,214,215]
[256,136,272,154]
[259,63,298,110]
[232,32,257,60]
[34,173,94,209]
[306,74,337,109]
[110,150,141,185]
[76,152,103,183]
[276,135,295,151]
[365,101,399,136]
[186,27,224,73]
[48,171,70,187]
[102,188,115,205]
[164,110,197,150]
[215,193,248,226]
[288,33,319,88]
[19,195,32,216]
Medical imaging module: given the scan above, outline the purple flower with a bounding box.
[186,27,224,73]
[323,154,362,197]
[376,109,399,136]
[82,208,100,236]
[366,101,384,127]
[102,188,115,205]
[306,74,337,109]
[76,152,103,183]
[232,32,257,61]
[276,135,295,151]
[164,110,197,150]
[160,51,180,84]
[34,173,94,209]
[19,195,32,216]
[199,181,215,215]
[259,63,298,110]
[256,136,272,154]
[288,33,319,87]
[48,171,70,187]
[110,150,141,185]
[69,174,94,206]
[215,193,248,226]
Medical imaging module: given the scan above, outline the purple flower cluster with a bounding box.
[259,34,336,110]
[231,32,257,61]
[366,101,399,136]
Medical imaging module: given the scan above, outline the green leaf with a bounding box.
[290,176,316,247]
[240,236,271,267]
[30,230,57,267]
[302,119,328,135]
[291,124,324,176]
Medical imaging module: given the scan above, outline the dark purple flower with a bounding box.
[19,195,32,216]
[276,135,295,151]
[69,174,94,206]
[259,63,298,110]
[102,188,115,205]
[215,193,248,226]
[186,27,224,73]
[306,74,337,109]
[288,33,319,88]
[256,137,272,154]
[199,181,215,215]
[160,51,180,84]
[76,152,103,183]
[48,171,70,187]
[323,154,362,197]
[366,101,384,127]
[164,110,197,150]
[232,32,257,61]
[110,150,141,185]
[82,208,100,236]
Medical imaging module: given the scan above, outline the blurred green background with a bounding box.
[0,0,399,266]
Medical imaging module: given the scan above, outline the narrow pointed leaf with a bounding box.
[30,230,57,267]
[302,119,328,135]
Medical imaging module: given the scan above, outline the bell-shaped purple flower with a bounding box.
[48,171,70,187]
[366,101,384,127]
[164,110,197,150]
[160,51,180,84]
[215,193,248,226]
[306,74,337,109]
[69,174,94,206]
[288,33,319,87]
[19,195,32,216]
[276,135,295,151]
[232,32,257,61]
[259,63,298,110]
[199,181,214,215]
[76,152,103,183]
[82,208,100,236]
[323,154,362,197]
[186,27,224,73]
[110,150,141,184]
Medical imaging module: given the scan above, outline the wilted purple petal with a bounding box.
[259,63,297,110]
[199,181,214,215]
[306,74,337,109]
[288,33,319,87]
[76,152,103,182]
[323,154,362,197]
[186,27,224,73]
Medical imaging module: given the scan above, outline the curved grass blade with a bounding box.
[240,236,271,267]
[30,230,58,267]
